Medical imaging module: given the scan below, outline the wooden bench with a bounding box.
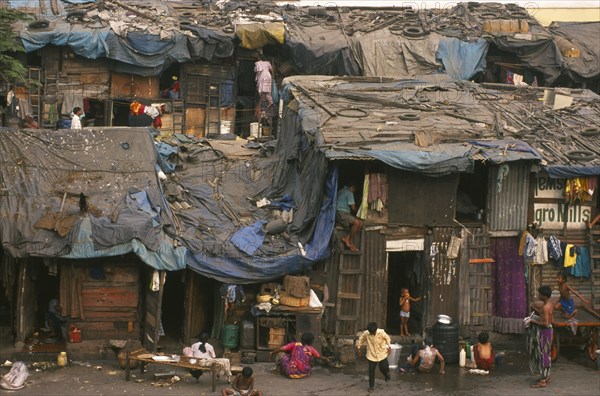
[125,349,218,392]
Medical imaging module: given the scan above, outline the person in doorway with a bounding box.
[183,332,233,381]
[336,183,363,252]
[399,288,421,336]
[473,331,494,370]
[356,322,391,393]
[46,298,67,341]
[526,285,554,388]
[270,332,330,379]
[221,366,262,396]
[71,107,83,130]
[407,338,445,374]
[555,273,587,319]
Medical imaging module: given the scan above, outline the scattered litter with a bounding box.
[28,362,57,371]
[107,371,118,375]
[2,361,12,367]
[134,379,146,383]
[468,369,489,375]
[256,197,271,207]
[152,375,180,387]
[94,366,103,370]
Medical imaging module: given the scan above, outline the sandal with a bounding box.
[531,380,547,388]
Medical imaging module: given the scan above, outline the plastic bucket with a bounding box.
[387,344,402,369]
[222,324,239,349]
[220,121,232,134]
[250,122,259,138]
[69,326,82,343]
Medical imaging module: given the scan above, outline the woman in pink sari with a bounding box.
[271,332,330,379]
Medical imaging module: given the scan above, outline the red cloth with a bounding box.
[474,344,494,370]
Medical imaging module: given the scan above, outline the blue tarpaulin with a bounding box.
[185,168,337,283]
[436,38,488,81]
[230,221,267,256]
[545,165,600,178]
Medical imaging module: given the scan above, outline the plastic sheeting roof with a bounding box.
[0,127,186,270]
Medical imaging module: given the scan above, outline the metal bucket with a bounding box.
[387,344,402,369]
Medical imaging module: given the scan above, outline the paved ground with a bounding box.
[1,347,598,395]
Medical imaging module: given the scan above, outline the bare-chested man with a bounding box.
[527,285,554,388]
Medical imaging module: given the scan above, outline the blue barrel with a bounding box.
[222,324,239,349]
[57,118,72,129]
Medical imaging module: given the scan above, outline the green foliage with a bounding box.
[0,8,31,85]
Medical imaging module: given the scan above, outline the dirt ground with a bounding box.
[1,347,598,396]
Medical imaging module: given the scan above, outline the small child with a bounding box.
[473,331,494,370]
[221,367,262,396]
[399,288,421,336]
[555,273,588,319]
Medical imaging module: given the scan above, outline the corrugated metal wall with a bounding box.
[427,227,459,327]
[488,163,530,231]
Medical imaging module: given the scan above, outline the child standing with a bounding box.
[399,288,421,336]
[555,273,588,319]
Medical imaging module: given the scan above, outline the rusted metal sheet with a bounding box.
[427,227,459,327]
[487,163,530,231]
[359,228,387,331]
[388,171,459,226]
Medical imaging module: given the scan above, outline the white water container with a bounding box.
[220,121,232,134]
[459,348,466,367]
[250,122,259,138]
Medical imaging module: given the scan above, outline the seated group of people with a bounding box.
[400,331,494,374]
[183,331,330,395]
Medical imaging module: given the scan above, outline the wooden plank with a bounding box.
[469,258,495,264]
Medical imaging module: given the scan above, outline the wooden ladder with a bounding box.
[171,99,185,134]
[27,67,43,124]
[335,228,364,337]
[204,82,221,136]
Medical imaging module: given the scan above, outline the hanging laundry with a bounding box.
[524,234,536,261]
[567,246,591,278]
[563,244,577,268]
[565,178,594,203]
[547,236,562,260]
[255,60,274,107]
[533,236,548,265]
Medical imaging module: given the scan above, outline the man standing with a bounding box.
[356,322,391,393]
[525,285,554,388]
[71,107,83,129]
[336,183,363,252]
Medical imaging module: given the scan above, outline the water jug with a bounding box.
[57,351,68,367]
[459,348,466,367]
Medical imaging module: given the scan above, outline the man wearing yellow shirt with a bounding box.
[356,322,391,392]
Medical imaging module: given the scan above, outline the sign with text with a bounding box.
[533,203,591,229]
[534,177,565,199]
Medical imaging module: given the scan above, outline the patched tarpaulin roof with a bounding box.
[548,21,600,81]
[282,75,599,175]
[14,1,597,83]
[0,127,185,270]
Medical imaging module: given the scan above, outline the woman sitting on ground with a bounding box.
[270,332,330,379]
[183,332,232,381]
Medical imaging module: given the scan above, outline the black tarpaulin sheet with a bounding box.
[549,22,600,80]
[487,34,563,85]
[0,127,185,270]
[284,23,361,76]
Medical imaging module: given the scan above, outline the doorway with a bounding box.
[161,270,186,343]
[386,251,424,336]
